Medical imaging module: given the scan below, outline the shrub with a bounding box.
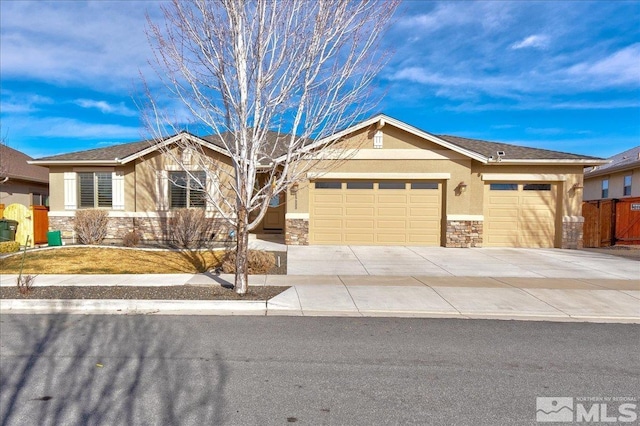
[122,230,142,247]
[0,241,20,253]
[222,249,275,274]
[170,208,212,248]
[17,274,35,295]
[74,209,109,245]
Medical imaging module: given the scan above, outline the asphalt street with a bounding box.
[0,315,638,425]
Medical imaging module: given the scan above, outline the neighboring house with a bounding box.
[0,145,49,208]
[583,146,639,201]
[582,146,640,247]
[31,114,606,248]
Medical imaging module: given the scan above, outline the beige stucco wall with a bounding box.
[135,146,235,212]
[289,126,475,216]
[48,166,71,211]
[48,166,132,211]
[584,168,639,201]
[291,126,587,227]
[48,145,236,214]
[471,164,585,218]
[0,180,48,208]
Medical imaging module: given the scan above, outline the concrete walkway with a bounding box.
[1,273,638,323]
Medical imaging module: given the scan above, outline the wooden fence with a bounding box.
[582,197,640,247]
[0,203,49,246]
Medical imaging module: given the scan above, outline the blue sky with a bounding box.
[1,0,639,159]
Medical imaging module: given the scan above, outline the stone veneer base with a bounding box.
[285,218,309,245]
[445,220,483,248]
[49,215,231,246]
[561,218,584,249]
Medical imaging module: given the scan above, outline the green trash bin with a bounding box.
[0,219,18,242]
[47,230,63,247]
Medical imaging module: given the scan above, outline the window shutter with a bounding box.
[112,171,125,210]
[157,170,168,210]
[64,172,77,210]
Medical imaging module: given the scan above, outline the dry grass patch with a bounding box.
[0,247,226,274]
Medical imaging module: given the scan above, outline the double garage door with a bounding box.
[484,183,558,247]
[310,180,442,245]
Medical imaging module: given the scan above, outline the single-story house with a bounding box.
[30,114,606,248]
[0,145,49,208]
[583,146,639,201]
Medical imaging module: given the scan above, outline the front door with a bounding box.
[263,192,285,230]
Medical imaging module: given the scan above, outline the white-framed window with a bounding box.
[601,178,609,199]
[65,170,123,210]
[169,171,207,208]
[78,172,113,208]
[623,175,632,196]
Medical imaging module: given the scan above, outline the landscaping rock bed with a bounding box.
[1,285,289,301]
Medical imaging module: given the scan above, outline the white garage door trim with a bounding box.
[308,172,451,180]
[482,173,566,182]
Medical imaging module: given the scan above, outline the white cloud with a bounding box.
[399,2,513,33]
[567,43,640,86]
[511,34,549,50]
[389,67,528,100]
[75,99,137,116]
[525,127,591,136]
[0,1,162,91]
[3,116,142,140]
[0,92,54,113]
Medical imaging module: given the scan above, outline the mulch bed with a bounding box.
[266,251,287,275]
[1,285,289,301]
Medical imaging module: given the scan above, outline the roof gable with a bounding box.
[291,114,606,165]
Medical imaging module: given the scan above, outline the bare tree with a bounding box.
[145,0,398,294]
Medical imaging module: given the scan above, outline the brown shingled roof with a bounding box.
[35,139,156,162]
[584,145,640,177]
[436,134,601,161]
[30,117,603,165]
[34,130,300,165]
[0,145,49,183]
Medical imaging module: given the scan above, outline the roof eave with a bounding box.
[490,159,608,166]
[584,161,640,178]
[28,160,120,166]
[3,175,49,184]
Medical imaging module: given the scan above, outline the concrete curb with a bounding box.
[0,299,267,316]
[4,298,637,324]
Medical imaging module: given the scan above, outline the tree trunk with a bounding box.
[234,207,249,295]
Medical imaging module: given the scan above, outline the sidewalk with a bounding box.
[1,273,638,323]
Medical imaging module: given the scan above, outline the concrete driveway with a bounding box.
[287,246,640,279]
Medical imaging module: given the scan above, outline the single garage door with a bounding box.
[309,181,442,245]
[484,183,558,247]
